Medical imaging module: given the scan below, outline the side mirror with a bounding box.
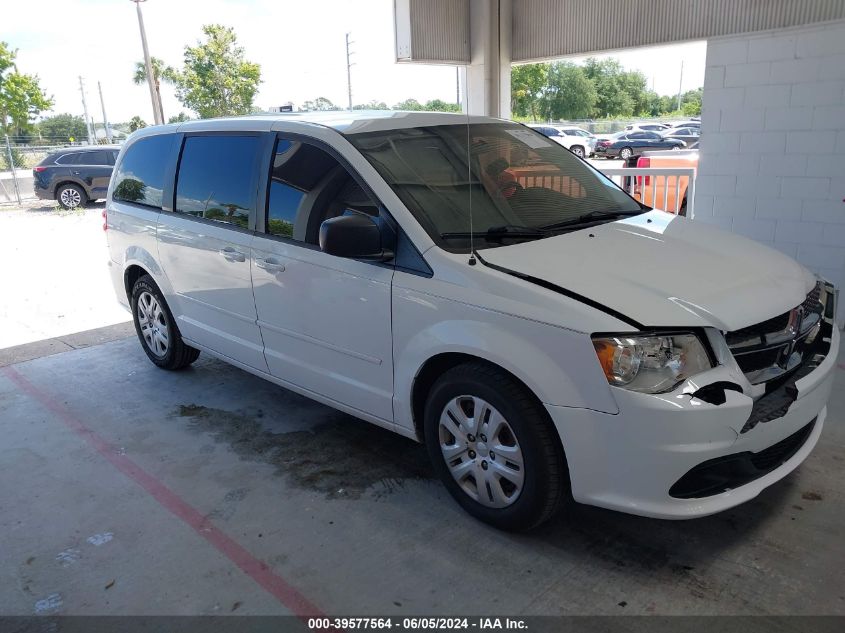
[319,213,395,261]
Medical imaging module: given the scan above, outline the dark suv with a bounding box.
[33,146,120,208]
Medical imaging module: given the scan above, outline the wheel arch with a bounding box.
[54,179,90,198]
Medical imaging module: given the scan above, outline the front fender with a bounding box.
[392,286,619,433]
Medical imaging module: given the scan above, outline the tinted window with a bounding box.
[77,151,112,166]
[56,153,81,165]
[113,135,173,208]
[628,132,647,139]
[175,135,261,229]
[267,138,378,243]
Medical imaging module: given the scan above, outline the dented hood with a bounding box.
[478,211,816,332]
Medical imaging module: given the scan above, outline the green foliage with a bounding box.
[541,62,597,120]
[300,97,339,111]
[168,25,261,118]
[511,63,548,119]
[423,99,460,113]
[129,115,147,132]
[37,113,87,142]
[510,55,700,121]
[114,178,145,202]
[0,41,54,138]
[393,98,425,111]
[353,100,389,110]
[167,112,191,124]
[132,57,176,86]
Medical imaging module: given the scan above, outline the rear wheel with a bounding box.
[131,275,200,370]
[423,362,566,531]
[56,184,87,209]
[619,147,633,160]
[570,145,585,158]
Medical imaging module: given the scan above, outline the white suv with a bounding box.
[106,112,838,530]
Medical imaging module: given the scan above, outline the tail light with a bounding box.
[33,166,47,173]
[102,208,108,231]
[637,157,651,187]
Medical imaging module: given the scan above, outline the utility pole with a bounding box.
[456,66,461,107]
[676,60,684,112]
[131,0,163,125]
[345,32,354,111]
[79,76,94,144]
[98,82,112,143]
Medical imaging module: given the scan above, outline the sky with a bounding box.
[1,0,707,125]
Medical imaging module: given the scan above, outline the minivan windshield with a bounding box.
[347,123,643,252]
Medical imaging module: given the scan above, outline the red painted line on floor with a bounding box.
[2,365,328,620]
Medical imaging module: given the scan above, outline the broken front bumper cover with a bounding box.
[544,320,838,520]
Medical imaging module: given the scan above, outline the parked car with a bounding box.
[626,149,699,215]
[527,124,593,158]
[661,126,700,149]
[106,112,838,530]
[669,120,701,129]
[595,130,686,159]
[624,122,671,132]
[33,145,120,208]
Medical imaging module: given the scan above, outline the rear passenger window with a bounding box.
[81,151,112,166]
[56,153,81,165]
[175,135,260,229]
[267,138,379,243]
[113,135,173,208]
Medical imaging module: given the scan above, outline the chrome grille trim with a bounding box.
[726,282,826,385]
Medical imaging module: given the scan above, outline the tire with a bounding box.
[131,275,200,370]
[423,361,567,531]
[570,145,585,158]
[619,147,633,160]
[56,183,87,209]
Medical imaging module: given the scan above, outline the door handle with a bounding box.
[255,257,285,273]
[218,247,246,263]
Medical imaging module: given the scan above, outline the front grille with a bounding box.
[669,419,816,499]
[726,282,826,383]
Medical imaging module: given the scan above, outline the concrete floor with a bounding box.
[1,333,844,617]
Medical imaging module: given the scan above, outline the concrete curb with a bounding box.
[0,321,135,367]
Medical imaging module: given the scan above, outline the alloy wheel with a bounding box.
[438,395,524,508]
[137,291,169,357]
[60,187,82,208]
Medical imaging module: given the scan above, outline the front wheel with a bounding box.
[619,147,633,160]
[131,275,200,370]
[423,362,566,531]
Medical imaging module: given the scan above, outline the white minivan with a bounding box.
[106,112,838,530]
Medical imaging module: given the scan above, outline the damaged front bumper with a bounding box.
[546,298,839,520]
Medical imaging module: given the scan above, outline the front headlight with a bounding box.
[592,333,713,394]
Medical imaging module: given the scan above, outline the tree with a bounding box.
[132,56,175,87]
[511,63,548,120]
[167,111,191,124]
[392,98,425,111]
[300,97,338,111]
[541,62,597,120]
[37,114,87,142]
[423,99,460,112]
[0,42,53,138]
[129,116,147,132]
[353,100,389,110]
[681,87,702,116]
[168,25,261,118]
[582,58,635,118]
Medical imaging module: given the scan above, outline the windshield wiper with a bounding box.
[538,209,644,231]
[440,224,548,242]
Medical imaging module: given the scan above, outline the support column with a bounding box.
[463,0,511,118]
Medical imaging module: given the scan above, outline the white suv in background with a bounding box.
[106,112,838,530]
[527,124,595,158]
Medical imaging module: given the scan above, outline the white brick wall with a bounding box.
[696,20,845,323]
